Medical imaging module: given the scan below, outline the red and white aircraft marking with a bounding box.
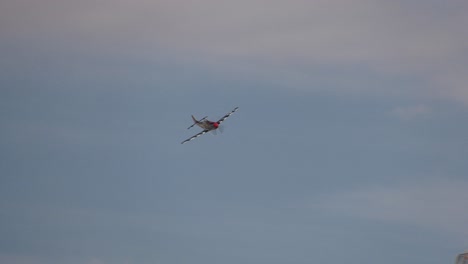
[181,107,239,144]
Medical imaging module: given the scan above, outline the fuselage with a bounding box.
[196,120,218,131]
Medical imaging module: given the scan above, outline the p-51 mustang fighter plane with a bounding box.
[181,107,239,144]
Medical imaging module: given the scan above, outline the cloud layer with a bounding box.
[319,178,468,237]
[2,0,468,102]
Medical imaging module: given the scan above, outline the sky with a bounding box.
[1,0,468,263]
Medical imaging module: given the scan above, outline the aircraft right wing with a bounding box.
[181,129,210,144]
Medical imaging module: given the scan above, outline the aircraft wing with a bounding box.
[216,107,239,125]
[181,129,210,144]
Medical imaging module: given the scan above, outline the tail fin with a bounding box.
[187,115,208,129]
[187,115,198,129]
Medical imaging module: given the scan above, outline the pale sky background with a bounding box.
[1,1,468,264]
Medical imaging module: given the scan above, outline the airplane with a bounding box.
[181,107,239,144]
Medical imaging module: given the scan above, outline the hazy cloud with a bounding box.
[86,258,106,264]
[390,104,431,120]
[0,255,43,264]
[319,178,468,237]
[1,0,468,102]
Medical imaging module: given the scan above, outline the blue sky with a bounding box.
[1,0,468,263]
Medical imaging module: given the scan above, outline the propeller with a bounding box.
[215,116,224,135]
[211,123,225,135]
[212,116,225,135]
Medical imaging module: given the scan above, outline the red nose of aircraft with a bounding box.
[213,122,219,128]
